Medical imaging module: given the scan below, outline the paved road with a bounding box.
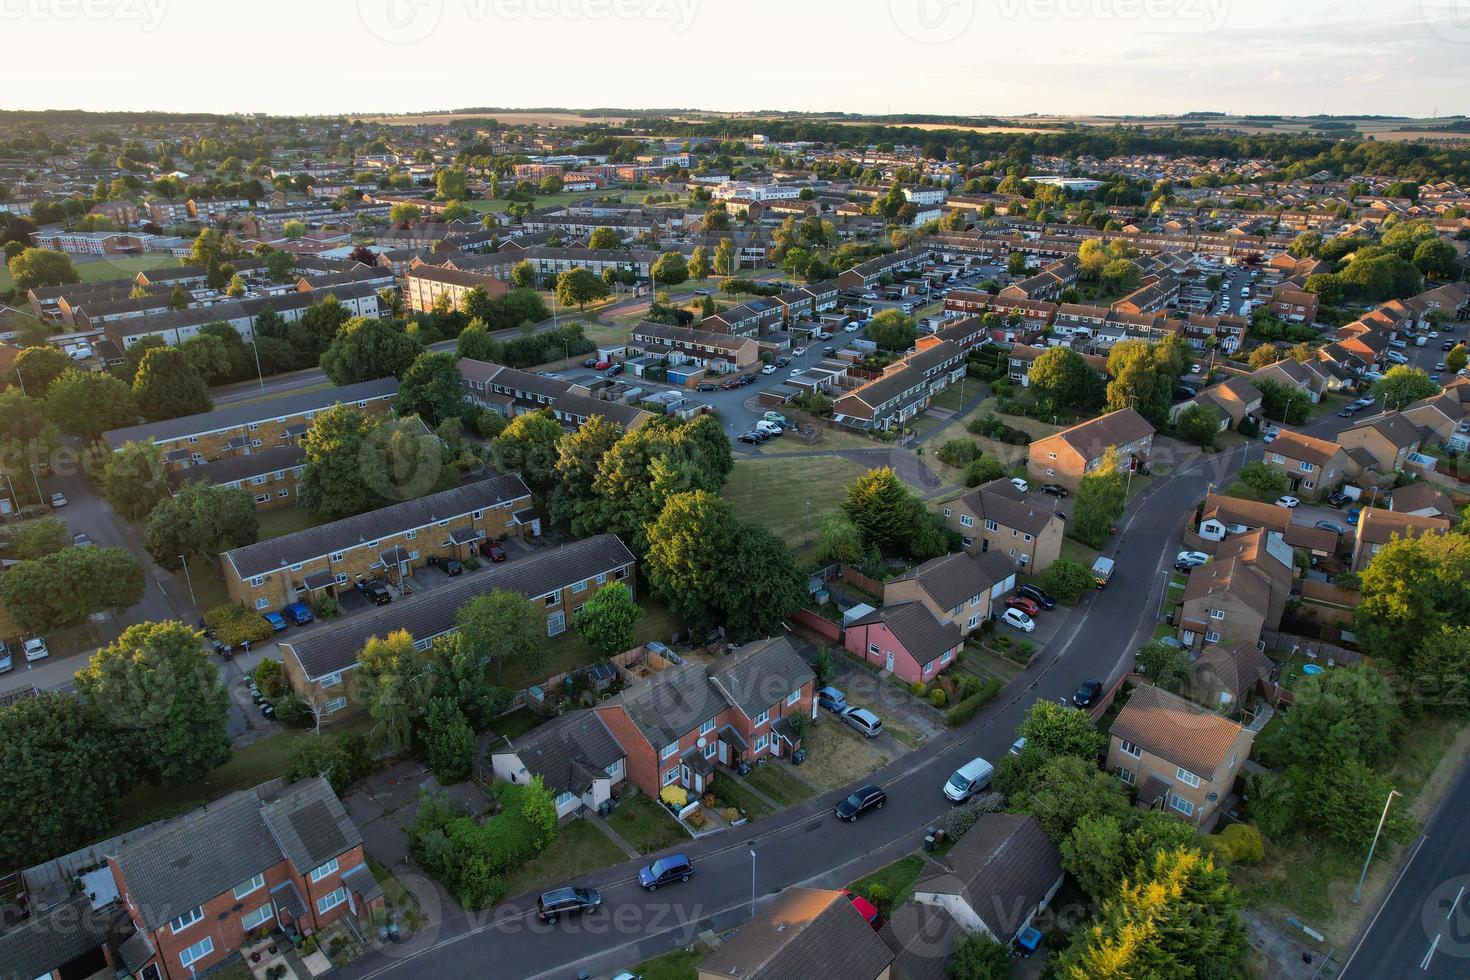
[1340,753,1470,979]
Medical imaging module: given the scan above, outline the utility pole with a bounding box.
[1352,789,1401,904]
[179,555,197,607]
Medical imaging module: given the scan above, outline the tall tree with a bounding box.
[396,351,470,426]
[651,251,689,286]
[646,490,737,628]
[491,409,563,496]
[98,439,169,521]
[1355,531,1470,668]
[1028,347,1100,416]
[76,621,231,785]
[6,517,69,560]
[587,227,622,250]
[720,522,807,642]
[320,316,424,384]
[178,333,233,384]
[45,368,137,443]
[132,346,211,421]
[548,415,623,529]
[1072,447,1126,547]
[457,589,548,684]
[572,581,644,655]
[688,245,710,281]
[555,267,609,312]
[1105,340,1176,423]
[429,633,513,729]
[842,467,918,555]
[0,546,144,634]
[713,239,735,277]
[1271,664,1400,767]
[144,482,259,564]
[6,248,78,290]
[10,345,71,396]
[1372,365,1439,410]
[357,630,432,748]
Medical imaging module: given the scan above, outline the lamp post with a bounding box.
[1352,788,1402,904]
[179,555,197,607]
[749,849,756,919]
[26,463,43,504]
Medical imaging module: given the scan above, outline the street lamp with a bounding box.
[26,463,43,504]
[179,555,197,607]
[1352,788,1402,904]
[749,849,756,919]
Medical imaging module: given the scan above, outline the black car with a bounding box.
[1018,583,1057,610]
[1039,483,1069,498]
[822,346,836,355]
[1072,680,1104,708]
[582,358,598,369]
[696,382,717,392]
[738,431,765,445]
[604,364,624,377]
[355,577,392,605]
[835,784,886,822]
[441,559,464,577]
[638,853,693,891]
[775,356,791,368]
[1328,490,1350,508]
[739,373,758,386]
[536,886,602,922]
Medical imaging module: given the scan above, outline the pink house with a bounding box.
[844,602,963,685]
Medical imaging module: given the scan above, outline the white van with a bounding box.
[943,757,994,803]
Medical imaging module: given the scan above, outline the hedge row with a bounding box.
[946,677,1004,726]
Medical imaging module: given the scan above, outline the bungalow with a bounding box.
[1351,508,1451,572]
[882,550,1018,637]
[698,887,895,980]
[594,636,816,798]
[912,813,1064,946]
[487,709,626,819]
[1263,429,1350,501]
[1025,407,1155,491]
[1107,684,1254,827]
[941,479,1065,572]
[1176,557,1274,651]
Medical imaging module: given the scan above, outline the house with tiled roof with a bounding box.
[1198,493,1292,540]
[1213,528,1294,627]
[911,813,1064,946]
[845,598,964,687]
[699,887,895,980]
[1390,481,1458,521]
[457,358,653,431]
[487,709,627,819]
[1351,508,1451,571]
[594,636,815,799]
[1106,683,1254,826]
[1338,411,1425,475]
[1175,556,1274,652]
[940,478,1065,572]
[881,550,1019,638]
[1025,407,1154,491]
[1168,374,1263,431]
[1189,642,1275,709]
[1263,429,1350,501]
[1402,391,1469,448]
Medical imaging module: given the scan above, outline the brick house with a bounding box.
[628,321,760,371]
[221,475,533,611]
[1107,684,1254,827]
[1175,556,1274,651]
[1212,529,1294,629]
[844,599,964,686]
[1262,429,1350,501]
[1269,286,1320,324]
[1351,508,1451,571]
[699,887,895,980]
[1197,493,1292,541]
[1337,412,1423,476]
[594,637,816,798]
[1168,375,1263,431]
[108,777,381,979]
[831,340,965,431]
[1389,481,1458,521]
[166,444,306,511]
[940,478,1065,572]
[103,378,399,472]
[487,709,627,820]
[403,263,509,313]
[279,534,636,716]
[882,550,1019,637]
[1025,407,1155,491]
[457,359,652,431]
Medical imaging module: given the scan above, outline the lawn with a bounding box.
[610,792,691,854]
[632,948,702,980]
[847,688,923,748]
[501,597,680,691]
[801,715,893,791]
[710,774,774,821]
[940,396,1062,467]
[182,557,231,612]
[756,425,886,454]
[499,818,628,899]
[743,762,816,807]
[462,189,620,215]
[488,707,544,742]
[723,455,871,553]
[848,853,926,907]
[1059,537,1100,569]
[0,253,179,291]
[257,506,326,541]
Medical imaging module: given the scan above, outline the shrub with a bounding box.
[862,882,893,916]
[946,678,1003,726]
[204,603,274,648]
[929,687,948,708]
[317,594,341,619]
[660,785,688,808]
[1039,559,1097,605]
[1218,823,1265,864]
[964,455,1007,486]
[252,658,285,698]
[910,681,927,696]
[946,790,1005,840]
[937,439,980,468]
[1016,640,1035,660]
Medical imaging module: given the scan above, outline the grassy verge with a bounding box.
[848,853,926,906]
[611,793,690,854]
[724,455,871,553]
[632,948,702,980]
[848,689,923,748]
[1059,537,1100,569]
[257,506,327,541]
[502,597,680,691]
[500,818,628,898]
[742,764,815,807]
[711,775,775,821]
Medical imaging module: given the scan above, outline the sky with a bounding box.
[1,0,1468,118]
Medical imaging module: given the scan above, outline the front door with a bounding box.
[885,651,895,672]
[718,740,728,765]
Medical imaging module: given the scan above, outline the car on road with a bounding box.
[72,532,93,547]
[22,637,48,662]
[1275,495,1300,508]
[49,491,67,508]
[739,373,757,385]
[536,886,602,922]
[817,686,849,713]
[792,346,807,356]
[821,346,836,356]
[582,358,598,369]
[1262,427,1279,443]
[761,364,777,375]
[842,706,884,738]
[841,889,881,929]
[1005,595,1041,617]
[1429,331,1440,339]
[1328,490,1351,508]
[1436,362,1448,373]
[1444,340,1455,351]
[1000,607,1035,632]
[1009,478,1029,493]
[844,322,861,332]
[1314,520,1347,534]
[638,853,693,891]
[774,356,791,368]
[262,611,289,632]
[485,543,507,562]
[1346,508,1362,525]
[593,361,611,370]
[282,602,315,625]
[943,757,994,803]
[1385,351,1409,365]
[1039,483,1069,498]
[1009,736,1027,756]
[834,784,887,822]
[692,288,710,296]
[1018,583,1057,609]
[355,577,392,605]
[440,558,464,576]
[1175,550,1210,570]
[0,643,10,673]
[1337,405,1361,418]
[696,382,717,392]
[1072,679,1104,708]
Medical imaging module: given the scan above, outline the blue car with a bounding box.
[817,686,849,714]
[262,611,288,632]
[282,601,315,625]
[1346,508,1362,526]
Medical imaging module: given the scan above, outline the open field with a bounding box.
[354,111,627,127]
[464,189,622,214]
[1,253,178,291]
[723,454,870,553]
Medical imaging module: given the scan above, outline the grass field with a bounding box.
[632,948,702,980]
[742,762,815,807]
[610,793,691,853]
[1,253,178,291]
[500,818,628,899]
[501,596,680,690]
[723,455,870,553]
[848,853,926,907]
[257,506,326,541]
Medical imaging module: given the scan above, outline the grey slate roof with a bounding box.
[0,896,115,980]
[707,636,814,722]
[165,443,305,490]
[888,551,1014,613]
[604,662,728,750]
[224,474,531,579]
[108,777,360,932]
[914,813,1062,944]
[498,709,625,798]
[103,377,399,450]
[285,534,635,678]
[700,887,895,980]
[848,602,962,662]
[879,903,965,980]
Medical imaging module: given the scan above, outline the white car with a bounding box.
[844,322,861,333]
[761,364,777,375]
[23,637,48,662]
[1262,427,1279,443]
[1428,331,1440,339]
[1176,550,1210,568]
[1000,608,1036,632]
[1386,351,1409,365]
[1275,495,1300,508]
[792,346,807,356]
[49,492,67,508]
[1010,478,1029,494]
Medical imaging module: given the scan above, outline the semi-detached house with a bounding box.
[1262,429,1349,501]
[457,358,652,431]
[941,478,1065,572]
[1025,407,1154,491]
[221,474,533,612]
[832,340,965,431]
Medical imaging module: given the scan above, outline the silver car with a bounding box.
[842,707,884,738]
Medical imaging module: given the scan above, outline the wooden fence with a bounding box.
[839,564,887,597]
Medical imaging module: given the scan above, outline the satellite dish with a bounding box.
[696,736,707,748]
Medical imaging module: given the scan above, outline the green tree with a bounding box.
[422,697,475,783]
[1006,251,1028,276]
[587,227,622,250]
[429,633,513,729]
[1256,376,1312,424]
[865,309,918,351]
[1060,813,1126,902]
[76,621,231,785]
[1101,258,1141,293]
[263,248,296,282]
[397,351,470,426]
[510,259,537,289]
[1029,347,1100,415]
[1072,447,1126,547]
[132,346,210,421]
[1038,559,1095,605]
[720,522,807,642]
[321,317,424,384]
[436,168,468,200]
[357,629,431,748]
[814,511,864,566]
[144,482,259,564]
[457,589,548,684]
[1447,344,1468,374]
[1175,402,1221,448]
[1238,460,1288,498]
[178,333,233,385]
[688,245,710,281]
[7,517,69,560]
[555,267,609,312]
[10,344,71,395]
[548,415,624,529]
[949,934,1012,980]
[389,203,422,226]
[1251,759,1415,853]
[1135,640,1191,691]
[6,248,78,290]
[1007,754,1131,842]
[572,581,643,655]
[964,456,1007,487]
[651,251,689,286]
[1271,664,1399,768]
[44,367,137,443]
[298,404,383,518]
[98,439,169,521]
[843,467,919,555]
[1372,365,1439,410]
[1018,699,1107,759]
[646,490,737,628]
[1405,627,1470,716]
[1105,340,1177,423]
[713,238,735,277]
[299,296,352,350]
[491,409,563,495]
[1413,237,1460,279]
[0,546,144,634]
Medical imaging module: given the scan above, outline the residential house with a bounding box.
[1190,641,1275,709]
[832,340,965,432]
[457,358,652,431]
[166,444,306,511]
[1005,343,1107,390]
[1269,286,1320,323]
[487,709,627,819]
[403,263,509,313]
[1351,508,1451,571]
[279,534,637,716]
[1176,556,1274,651]
[221,475,534,610]
[911,813,1064,946]
[108,777,381,979]
[1025,407,1155,491]
[1168,375,1263,431]
[1107,683,1254,826]
[697,887,895,980]
[882,550,1019,637]
[1197,493,1292,541]
[1262,429,1350,501]
[628,321,760,371]
[1401,391,1469,448]
[594,636,816,798]
[1337,412,1424,476]
[844,599,964,686]
[0,894,125,980]
[1249,358,1326,403]
[941,479,1065,572]
[1390,481,1458,521]
[1212,528,1294,629]
[879,904,966,980]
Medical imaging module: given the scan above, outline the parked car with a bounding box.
[822,346,836,355]
[282,602,315,625]
[738,431,764,445]
[761,364,777,375]
[943,757,994,803]
[775,356,791,368]
[486,543,507,562]
[1328,490,1351,508]
[792,346,807,356]
[1018,583,1057,610]
[23,637,49,662]
[763,411,788,425]
[1275,495,1300,509]
[536,887,602,922]
[1175,550,1210,569]
[1009,478,1029,493]
[0,642,11,673]
[739,373,757,386]
[841,889,881,929]
[1346,508,1362,525]
[841,707,884,738]
[1444,340,1455,351]
[1072,680,1104,708]
[1000,607,1035,632]
[355,577,392,605]
[816,687,849,713]
[696,382,717,392]
[72,532,92,547]
[48,491,67,508]
[721,378,742,390]
[1008,736,1027,756]
[1314,520,1347,534]
[1005,595,1041,617]
[692,288,710,296]
[834,784,886,822]
[593,361,611,371]
[1039,483,1069,498]
[1436,362,1448,373]
[844,322,861,332]
[582,358,598,369]
[604,364,623,377]
[755,420,784,437]
[1262,427,1279,443]
[638,853,693,891]
[441,558,465,576]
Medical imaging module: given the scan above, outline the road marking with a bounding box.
[1421,932,1440,970]
[1450,886,1464,919]
[1339,832,1429,975]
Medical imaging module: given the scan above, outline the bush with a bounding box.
[967,412,1031,445]
[963,455,1007,487]
[290,731,374,793]
[910,681,927,696]
[317,594,340,619]
[204,603,274,648]
[861,882,893,916]
[946,678,1003,726]
[1039,559,1097,605]
[946,791,1005,840]
[252,658,285,699]
[1218,823,1265,864]
[937,439,980,468]
[929,687,948,708]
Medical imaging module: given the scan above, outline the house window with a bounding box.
[1205,630,1221,644]
[335,572,348,584]
[700,718,716,736]
[1020,554,1030,566]
[960,515,973,527]
[755,709,769,727]
[1209,609,1225,620]
[324,697,348,713]
[544,593,560,607]
[868,643,880,657]
[317,887,348,915]
[256,494,271,504]
[255,597,270,610]
[962,536,974,548]
[983,519,998,532]
[1303,480,1315,490]
[595,572,607,585]
[787,689,801,706]
[331,551,344,562]
[1176,767,1202,788]
[241,903,274,931]
[169,906,203,934]
[942,508,951,518]
[1300,461,1315,472]
[702,742,717,759]
[1170,794,1195,817]
[406,529,417,540]
[250,575,264,587]
[923,660,934,676]
[179,937,214,969]
[310,857,340,882]
[1120,740,1142,758]
[662,766,680,786]
[473,509,484,520]
[277,488,290,498]
[554,791,576,808]
[234,873,265,899]
[661,742,678,761]
[1270,453,1285,464]
[968,614,979,629]
[1116,767,1136,785]
[754,734,769,752]
[572,579,587,593]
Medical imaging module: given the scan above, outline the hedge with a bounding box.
[946,677,1004,726]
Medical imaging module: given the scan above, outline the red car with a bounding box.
[485,543,507,562]
[840,889,881,929]
[1005,595,1041,617]
[594,360,611,370]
